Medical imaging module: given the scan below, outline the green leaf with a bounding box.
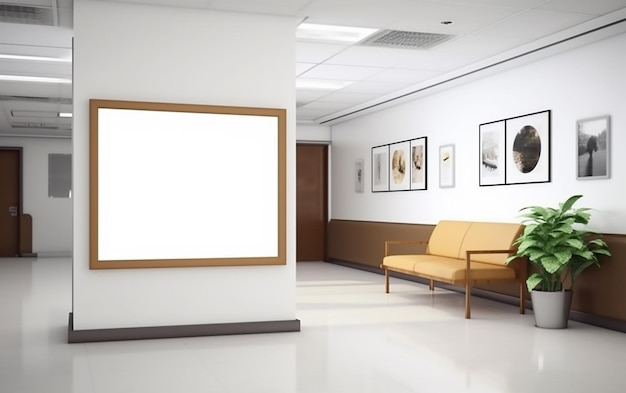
[526,274,544,291]
[560,195,583,212]
[564,238,584,250]
[541,256,563,274]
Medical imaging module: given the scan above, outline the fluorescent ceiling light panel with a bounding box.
[0,74,72,84]
[297,78,353,90]
[297,23,378,43]
[0,54,72,63]
[59,112,72,118]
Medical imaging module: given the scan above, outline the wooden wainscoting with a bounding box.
[327,219,626,331]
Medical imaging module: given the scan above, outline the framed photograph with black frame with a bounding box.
[576,115,610,180]
[439,144,454,188]
[409,137,427,190]
[505,110,551,185]
[389,140,410,191]
[371,144,389,192]
[479,120,505,186]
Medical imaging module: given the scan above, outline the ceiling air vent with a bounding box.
[359,30,454,50]
[0,95,72,104]
[0,2,56,26]
[12,122,69,130]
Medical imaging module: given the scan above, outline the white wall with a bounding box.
[0,136,72,254]
[297,123,331,142]
[73,1,296,330]
[331,31,626,235]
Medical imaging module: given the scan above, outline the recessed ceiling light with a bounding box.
[296,78,353,90]
[0,74,72,84]
[59,112,73,118]
[0,54,72,63]
[297,23,378,43]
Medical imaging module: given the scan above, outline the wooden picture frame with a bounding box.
[576,115,610,180]
[89,99,286,269]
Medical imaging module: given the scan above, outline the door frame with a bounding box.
[0,147,23,257]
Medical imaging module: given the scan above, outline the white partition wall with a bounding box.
[72,1,297,334]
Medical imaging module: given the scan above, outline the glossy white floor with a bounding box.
[1,258,625,393]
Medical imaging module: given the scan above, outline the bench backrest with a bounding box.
[428,220,523,265]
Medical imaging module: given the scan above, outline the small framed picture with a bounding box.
[479,120,505,186]
[409,137,427,190]
[355,159,364,192]
[576,115,610,180]
[505,110,551,185]
[371,144,389,192]
[439,144,455,188]
[389,140,410,191]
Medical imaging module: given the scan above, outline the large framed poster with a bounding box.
[89,99,286,269]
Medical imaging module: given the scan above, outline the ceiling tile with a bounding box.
[296,42,349,63]
[314,90,380,104]
[364,68,440,84]
[296,62,316,76]
[338,80,406,95]
[323,46,416,68]
[296,89,332,104]
[537,0,626,15]
[299,64,385,81]
[389,2,526,35]
[299,0,412,28]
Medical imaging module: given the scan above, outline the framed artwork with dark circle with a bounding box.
[576,115,610,180]
[505,110,551,185]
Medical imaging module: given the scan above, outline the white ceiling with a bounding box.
[1,0,625,138]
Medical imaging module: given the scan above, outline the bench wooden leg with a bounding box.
[429,280,434,291]
[519,281,526,314]
[465,281,471,319]
[384,268,389,293]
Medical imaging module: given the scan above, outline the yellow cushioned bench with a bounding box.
[381,220,526,319]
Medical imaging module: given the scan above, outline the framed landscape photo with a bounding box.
[576,115,610,180]
[439,144,455,188]
[479,120,505,186]
[389,140,410,191]
[371,144,389,192]
[410,137,427,190]
[505,110,551,185]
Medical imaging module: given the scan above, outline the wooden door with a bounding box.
[0,148,21,257]
[296,144,328,261]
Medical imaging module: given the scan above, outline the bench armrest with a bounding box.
[465,249,516,279]
[384,240,428,257]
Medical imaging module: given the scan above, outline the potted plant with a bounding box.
[506,194,611,328]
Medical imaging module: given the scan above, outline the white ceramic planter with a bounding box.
[530,290,573,329]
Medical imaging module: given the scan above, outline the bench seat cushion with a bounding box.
[383,255,516,282]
